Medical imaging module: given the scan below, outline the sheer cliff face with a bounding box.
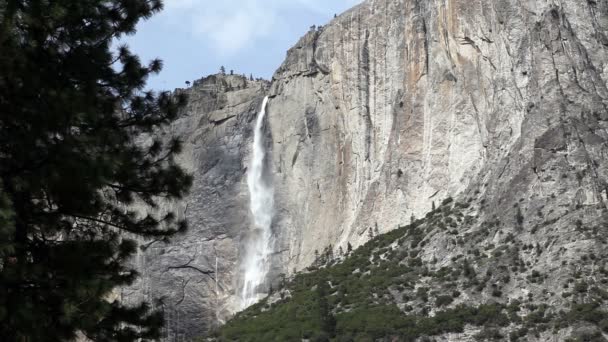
[131,0,608,339]
[124,75,267,339]
[267,0,608,273]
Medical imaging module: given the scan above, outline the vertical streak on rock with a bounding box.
[361,29,373,163]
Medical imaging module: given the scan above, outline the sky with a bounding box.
[121,0,362,91]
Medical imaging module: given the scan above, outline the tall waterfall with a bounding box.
[241,96,274,308]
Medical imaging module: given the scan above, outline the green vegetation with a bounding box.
[214,199,608,341]
[220,300,510,341]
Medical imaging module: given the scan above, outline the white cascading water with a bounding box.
[241,96,274,308]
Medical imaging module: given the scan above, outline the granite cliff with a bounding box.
[268,0,608,272]
[128,0,608,340]
[122,75,268,339]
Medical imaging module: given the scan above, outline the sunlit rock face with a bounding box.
[266,0,608,275]
[128,0,608,339]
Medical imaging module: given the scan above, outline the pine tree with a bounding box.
[347,242,353,254]
[317,278,336,338]
[320,247,328,265]
[220,65,226,74]
[0,1,192,340]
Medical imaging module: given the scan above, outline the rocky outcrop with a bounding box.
[122,74,268,340]
[267,0,608,277]
[218,1,608,339]
[128,0,608,339]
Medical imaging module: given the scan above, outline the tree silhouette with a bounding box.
[0,1,192,340]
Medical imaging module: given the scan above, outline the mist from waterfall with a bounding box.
[241,96,274,309]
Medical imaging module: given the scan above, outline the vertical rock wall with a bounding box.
[127,0,608,339]
[124,75,267,340]
[266,0,608,275]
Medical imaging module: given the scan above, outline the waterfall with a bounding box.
[241,96,274,308]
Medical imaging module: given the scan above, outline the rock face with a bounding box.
[267,0,608,274]
[129,0,608,339]
[123,74,268,340]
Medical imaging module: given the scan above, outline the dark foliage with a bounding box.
[0,0,191,340]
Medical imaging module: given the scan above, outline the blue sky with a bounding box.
[122,0,362,91]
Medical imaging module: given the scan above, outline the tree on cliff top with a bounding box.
[0,0,192,340]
